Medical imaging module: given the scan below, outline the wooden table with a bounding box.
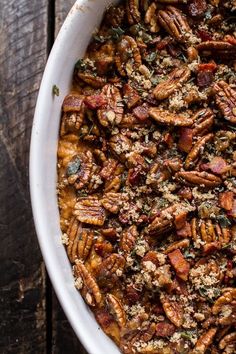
[0,1,88,353]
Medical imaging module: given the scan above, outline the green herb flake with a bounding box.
[215,215,231,228]
[110,26,125,40]
[75,58,86,71]
[145,52,157,63]
[52,85,60,96]
[66,157,81,177]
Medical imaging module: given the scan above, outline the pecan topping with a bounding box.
[120,225,138,254]
[61,94,85,135]
[176,171,222,187]
[101,193,128,214]
[145,3,160,33]
[149,108,193,127]
[160,296,184,327]
[219,332,236,351]
[123,83,140,109]
[197,41,236,59]
[126,0,141,25]
[184,133,214,169]
[97,84,124,127]
[168,249,190,281]
[158,6,191,43]
[74,197,106,226]
[66,151,93,190]
[146,204,178,236]
[116,36,142,76]
[212,289,236,325]
[67,218,94,263]
[153,67,191,100]
[97,253,126,280]
[190,328,217,354]
[192,108,214,136]
[214,81,236,124]
[74,261,102,306]
[77,72,107,88]
[109,134,132,162]
[106,294,126,328]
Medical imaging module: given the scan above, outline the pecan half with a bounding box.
[153,67,191,100]
[184,133,214,169]
[66,151,93,190]
[109,134,132,162]
[146,204,178,236]
[190,328,217,354]
[149,108,193,127]
[126,0,141,25]
[106,294,126,328]
[120,225,138,254]
[123,83,140,109]
[67,218,94,262]
[77,72,107,88]
[157,6,191,43]
[66,217,80,263]
[145,3,160,33]
[197,41,236,59]
[74,261,102,306]
[219,332,236,351]
[74,197,106,226]
[214,81,236,124]
[97,84,124,127]
[160,296,184,327]
[116,36,142,76]
[101,193,128,214]
[164,239,190,253]
[168,249,190,281]
[97,253,126,280]
[212,289,236,325]
[61,94,85,135]
[176,171,222,187]
[192,108,215,136]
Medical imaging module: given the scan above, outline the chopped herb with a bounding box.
[145,157,152,164]
[215,215,231,228]
[66,157,81,176]
[110,26,125,40]
[75,58,87,71]
[145,52,157,63]
[52,85,60,96]
[93,35,107,43]
[181,331,193,341]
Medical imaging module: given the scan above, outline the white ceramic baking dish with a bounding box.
[30,1,120,353]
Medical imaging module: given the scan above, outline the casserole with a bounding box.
[30,1,120,353]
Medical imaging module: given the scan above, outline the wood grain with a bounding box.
[55,0,75,36]
[0,0,48,353]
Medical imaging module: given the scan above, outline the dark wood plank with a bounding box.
[55,0,75,36]
[0,0,48,352]
[52,2,88,353]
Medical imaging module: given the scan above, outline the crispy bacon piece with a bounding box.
[201,156,228,175]
[123,83,140,109]
[219,191,234,211]
[84,94,107,109]
[168,249,190,281]
[156,322,176,337]
[178,128,193,153]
